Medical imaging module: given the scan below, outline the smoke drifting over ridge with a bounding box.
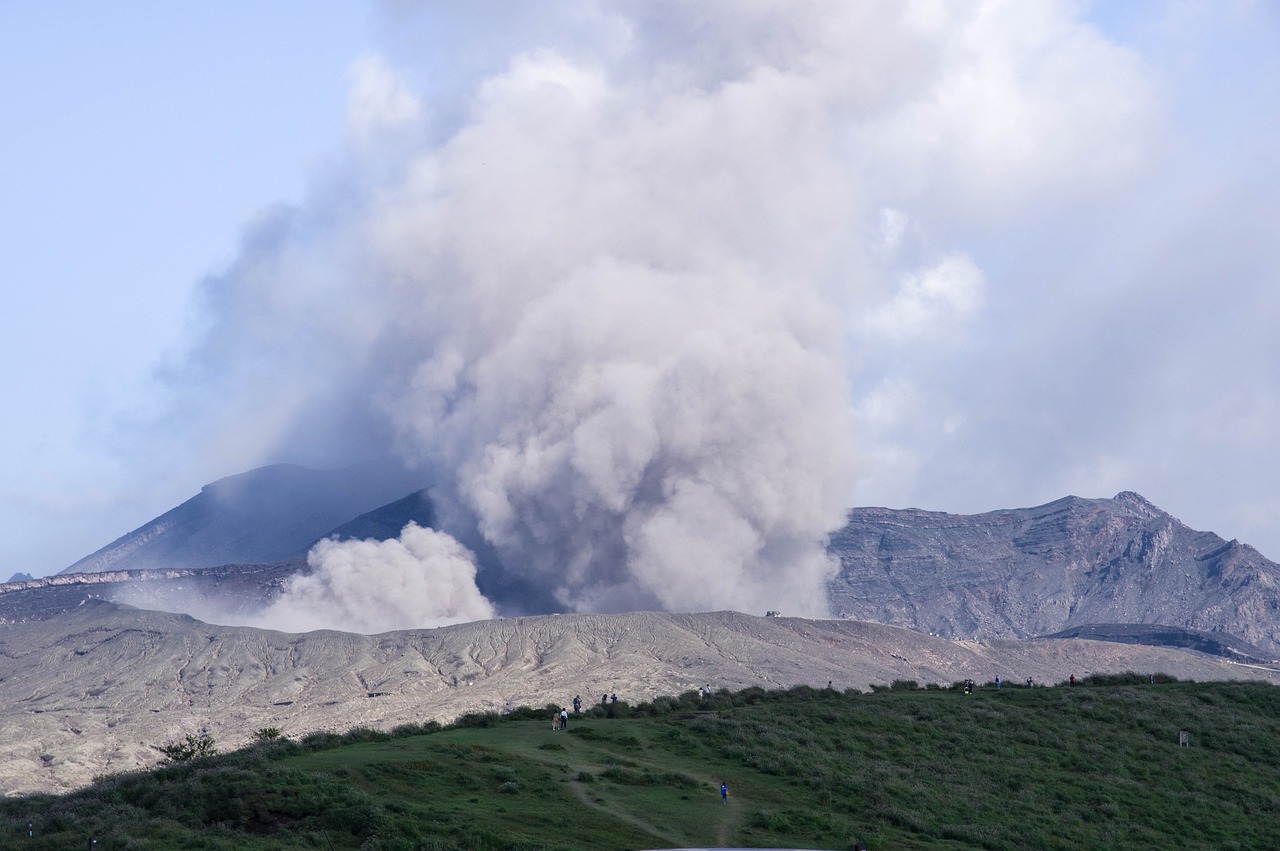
[167,3,1156,624]
[254,524,494,634]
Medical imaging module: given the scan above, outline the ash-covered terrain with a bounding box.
[1,600,1273,796]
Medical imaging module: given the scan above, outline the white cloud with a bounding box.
[346,54,423,150]
[252,524,495,634]
[865,253,987,343]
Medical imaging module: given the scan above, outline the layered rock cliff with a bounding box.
[828,492,1280,653]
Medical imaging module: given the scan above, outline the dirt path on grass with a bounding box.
[567,780,683,848]
[715,795,742,847]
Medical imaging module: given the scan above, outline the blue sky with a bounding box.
[1,2,371,570]
[3,1,1280,590]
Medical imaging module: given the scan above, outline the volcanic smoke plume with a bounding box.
[253,524,495,634]
[172,3,1152,625]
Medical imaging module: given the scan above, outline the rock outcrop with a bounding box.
[828,492,1280,654]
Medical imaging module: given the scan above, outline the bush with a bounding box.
[253,727,282,742]
[390,721,441,738]
[341,727,390,745]
[300,732,344,752]
[453,711,502,729]
[1080,672,1180,687]
[155,730,217,763]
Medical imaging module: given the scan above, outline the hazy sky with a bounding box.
[3,1,1279,584]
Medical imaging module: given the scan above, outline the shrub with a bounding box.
[452,711,502,729]
[300,731,345,751]
[253,727,282,742]
[155,730,217,763]
[341,727,390,745]
[390,721,441,738]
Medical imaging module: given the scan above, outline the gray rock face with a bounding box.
[828,492,1280,653]
[1,601,1273,796]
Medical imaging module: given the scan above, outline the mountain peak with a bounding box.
[830,493,1280,654]
[1112,491,1161,516]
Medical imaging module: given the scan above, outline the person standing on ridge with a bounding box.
[720,782,728,803]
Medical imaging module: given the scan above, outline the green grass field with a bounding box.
[3,675,1279,849]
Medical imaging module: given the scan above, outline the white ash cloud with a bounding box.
[247,523,494,634]
[161,2,1164,618]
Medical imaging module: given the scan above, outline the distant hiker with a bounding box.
[1069,674,1075,688]
[573,695,581,713]
[995,675,1001,690]
[552,710,560,731]
[720,782,728,803]
[1026,677,1033,688]
[827,680,833,690]
[610,693,618,704]
[560,708,568,729]
[602,693,608,707]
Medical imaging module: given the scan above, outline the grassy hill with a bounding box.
[2,676,1278,849]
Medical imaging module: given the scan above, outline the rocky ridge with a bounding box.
[828,492,1280,653]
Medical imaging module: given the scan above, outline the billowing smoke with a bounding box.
[167,3,1155,623]
[251,524,494,633]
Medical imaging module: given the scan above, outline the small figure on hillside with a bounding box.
[720,782,728,803]
[560,708,568,729]
[963,679,973,695]
[602,693,608,707]
[610,693,618,704]
[1026,677,1033,688]
[827,680,833,690]
[573,695,582,712]
[552,709,560,731]
[995,675,1001,690]
[1069,674,1075,688]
